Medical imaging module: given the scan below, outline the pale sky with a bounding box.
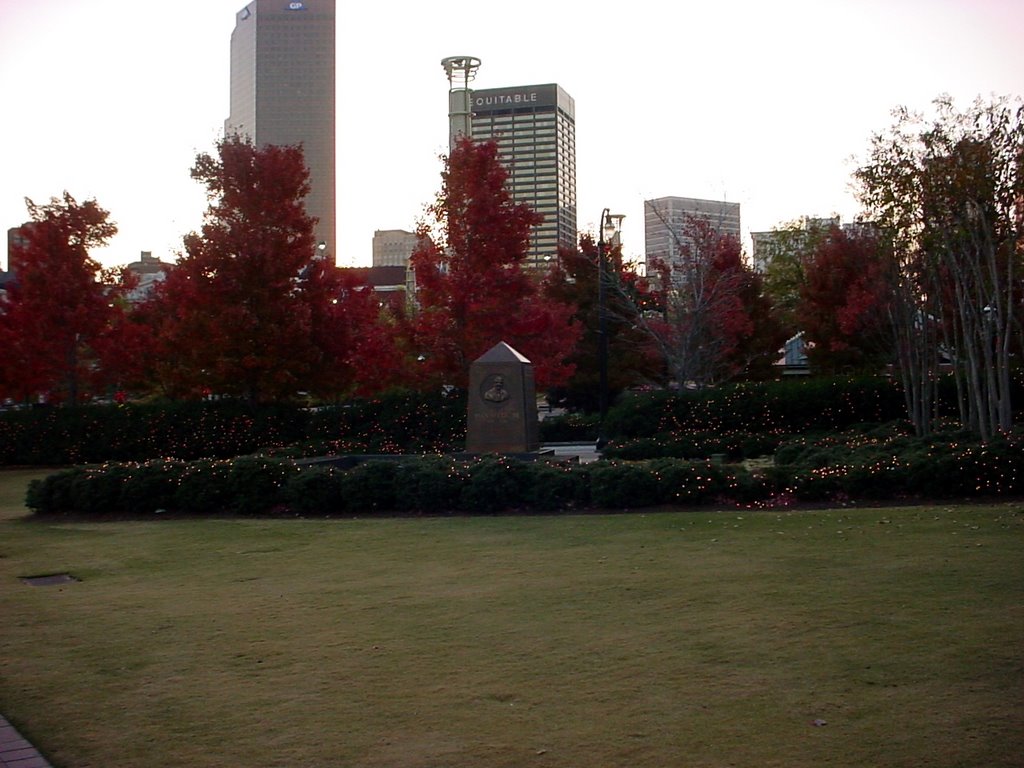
[2,0,1023,270]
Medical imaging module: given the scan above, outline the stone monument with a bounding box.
[466,341,540,454]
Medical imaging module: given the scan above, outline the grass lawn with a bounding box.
[1,468,1022,767]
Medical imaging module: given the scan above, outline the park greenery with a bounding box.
[2,93,1023,766]
[11,374,1024,517]
[0,95,1020,437]
[1,469,1022,767]
[2,94,1023,517]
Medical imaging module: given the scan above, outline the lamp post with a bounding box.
[597,209,624,449]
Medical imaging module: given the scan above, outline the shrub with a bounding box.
[394,456,465,514]
[525,462,590,511]
[459,457,532,513]
[588,462,661,509]
[175,460,234,515]
[118,460,187,514]
[340,461,399,513]
[538,413,599,443]
[26,468,81,514]
[282,466,347,515]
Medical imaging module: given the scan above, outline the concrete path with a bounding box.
[0,716,52,768]
[542,442,602,464]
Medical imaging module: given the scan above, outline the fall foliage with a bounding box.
[409,137,580,390]
[0,193,127,403]
[150,136,335,402]
[797,226,893,373]
[544,235,663,410]
[640,217,778,387]
[855,94,1024,437]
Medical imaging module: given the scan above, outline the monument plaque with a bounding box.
[466,342,540,454]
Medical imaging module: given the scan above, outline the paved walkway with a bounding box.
[0,716,52,768]
[542,441,602,464]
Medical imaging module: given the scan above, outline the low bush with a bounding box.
[119,460,187,513]
[282,466,346,516]
[538,413,599,443]
[340,461,400,513]
[24,425,1024,518]
[525,462,590,511]
[603,431,785,461]
[1,391,466,467]
[603,376,913,442]
[393,456,466,515]
[459,457,532,513]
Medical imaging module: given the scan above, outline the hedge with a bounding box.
[26,426,1024,518]
[0,390,466,466]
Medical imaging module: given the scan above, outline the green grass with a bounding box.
[1,469,1022,767]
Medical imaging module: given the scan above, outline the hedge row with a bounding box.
[26,429,1024,517]
[601,376,910,440]
[25,456,746,517]
[0,390,466,465]
[602,430,786,461]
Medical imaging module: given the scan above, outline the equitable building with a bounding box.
[470,84,577,268]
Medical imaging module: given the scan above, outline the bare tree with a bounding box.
[636,203,775,388]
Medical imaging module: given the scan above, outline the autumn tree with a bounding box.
[797,225,894,373]
[300,261,406,399]
[759,217,835,335]
[543,235,663,411]
[638,215,780,388]
[0,193,124,403]
[409,137,580,390]
[150,135,333,403]
[855,95,1024,438]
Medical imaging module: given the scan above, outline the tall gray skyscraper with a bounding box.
[226,0,336,256]
[469,84,577,268]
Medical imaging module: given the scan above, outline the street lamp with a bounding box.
[597,209,624,449]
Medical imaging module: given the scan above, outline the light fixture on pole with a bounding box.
[597,209,624,449]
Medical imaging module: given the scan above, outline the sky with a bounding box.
[2,0,1023,270]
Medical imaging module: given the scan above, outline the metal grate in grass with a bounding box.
[20,573,79,587]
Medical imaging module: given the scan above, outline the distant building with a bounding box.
[337,265,409,312]
[750,217,874,273]
[469,84,577,268]
[372,229,419,268]
[644,196,741,271]
[6,224,33,275]
[225,0,336,257]
[124,251,172,302]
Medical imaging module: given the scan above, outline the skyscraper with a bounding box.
[644,196,741,268]
[226,0,336,257]
[469,84,577,268]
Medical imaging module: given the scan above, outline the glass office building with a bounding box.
[226,0,336,256]
[470,84,577,268]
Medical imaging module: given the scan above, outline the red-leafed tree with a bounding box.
[543,235,664,411]
[301,261,407,399]
[409,137,580,389]
[797,226,894,373]
[150,136,328,402]
[0,193,124,404]
[640,217,780,387]
[89,276,163,398]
